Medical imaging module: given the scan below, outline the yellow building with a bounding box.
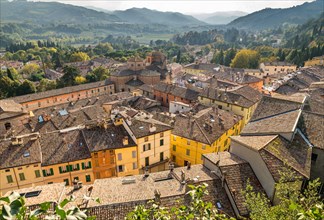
[111,107,172,173]
[39,130,94,186]
[0,135,44,195]
[199,85,262,125]
[82,125,139,178]
[170,107,243,166]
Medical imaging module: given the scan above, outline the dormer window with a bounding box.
[23,151,30,157]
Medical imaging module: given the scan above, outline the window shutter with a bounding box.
[77,164,80,170]
[88,161,92,168]
[42,170,46,177]
[82,162,85,169]
[50,168,54,175]
[59,167,62,173]
[66,165,69,172]
[69,165,73,172]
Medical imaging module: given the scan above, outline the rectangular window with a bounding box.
[132,151,136,158]
[160,152,164,162]
[145,157,149,166]
[172,155,176,162]
[133,162,137,170]
[94,152,98,158]
[160,133,164,138]
[224,139,228,147]
[173,145,176,151]
[19,173,26,181]
[95,160,99,167]
[118,165,124,172]
[144,137,149,142]
[186,149,190,156]
[74,177,79,181]
[86,175,91,182]
[35,170,41,178]
[173,136,176,141]
[241,107,244,111]
[118,153,122,161]
[6,175,13,183]
[143,143,151,151]
[187,140,191,145]
[160,139,164,146]
[218,105,222,109]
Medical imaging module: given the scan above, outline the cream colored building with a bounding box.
[260,61,297,76]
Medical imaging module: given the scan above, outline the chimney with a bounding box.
[123,136,129,146]
[154,189,161,204]
[149,124,156,132]
[187,161,191,170]
[180,170,186,184]
[144,167,149,177]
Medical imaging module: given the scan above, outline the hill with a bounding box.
[192,11,248,25]
[0,1,121,25]
[228,0,323,30]
[112,7,206,27]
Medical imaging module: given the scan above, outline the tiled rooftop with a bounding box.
[40,130,91,166]
[88,164,220,206]
[8,80,114,104]
[172,107,241,145]
[153,83,200,101]
[200,85,261,108]
[203,152,266,216]
[0,136,42,169]
[82,125,136,152]
[242,110,301,135]
[250,95,303,122]
[2,183,65,207]
[0,100,25,113]
[230,135,278,151]
[299,112,324,150]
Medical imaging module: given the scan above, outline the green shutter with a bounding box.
[59,167,62,174]
[66,165,69,172]
[88,161,92,168]
[69,165,73,172]
[50,168,54,175]
[82,162,85,170]
[42,170,46,177]
[77,164,80,170]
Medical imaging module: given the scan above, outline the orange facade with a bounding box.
[22,85,115,110]
[153,90,191,107]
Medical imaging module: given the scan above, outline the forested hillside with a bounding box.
[229,0,323,30]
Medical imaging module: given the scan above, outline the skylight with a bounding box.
[23,151,30,157]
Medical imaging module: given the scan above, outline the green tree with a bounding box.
[21,63,40,76]
[16,80,36,96]
[93,43,114,55]
[243,169,324,220]
[0,192,99,220]
[58,66,81,87]
[75,76,87,85]
[224,48,236,67]
[70,52,90,62]
[91,66,110,81]
[37,78,57,92]
[230,49,260,69]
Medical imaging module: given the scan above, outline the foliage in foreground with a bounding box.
[126,183,234,220]
[243,170,324,220]
[0,192,99,220]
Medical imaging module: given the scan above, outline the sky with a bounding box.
[35,0,314,14]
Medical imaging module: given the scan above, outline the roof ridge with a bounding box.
[195,120,211,145]
[250,108,301,123]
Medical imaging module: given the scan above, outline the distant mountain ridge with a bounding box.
[112,7,206,26]
[0,2,206,27]
[228,0,324,30]
[191,11,248,25]
[0,1,121,24]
